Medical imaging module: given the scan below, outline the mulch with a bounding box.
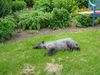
[5,25,100,43]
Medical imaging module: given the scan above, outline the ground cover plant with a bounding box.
[0,30,100,75]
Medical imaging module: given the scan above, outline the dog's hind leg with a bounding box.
[47,48,57,56]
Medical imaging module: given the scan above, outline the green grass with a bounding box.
[0,30,100,75]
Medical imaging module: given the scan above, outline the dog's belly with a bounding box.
[55,42,67,50]
[45,41,67,50]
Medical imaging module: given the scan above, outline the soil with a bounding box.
[6,25,100,43]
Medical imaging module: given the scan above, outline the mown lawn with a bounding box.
[0,30,100,75]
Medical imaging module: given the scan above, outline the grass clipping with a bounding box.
[20,64,37,75]
[45,62,63,75]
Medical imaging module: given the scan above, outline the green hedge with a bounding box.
[0,16,16,42]
[12,1,26,12]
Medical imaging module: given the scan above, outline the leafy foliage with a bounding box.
[0,0,97,40]
[12,1,26,12]
[34,0,77,13]
[75,14,92,27]
[17,8,69,30]
[34,0,54,12]
[0,16,16,42]
[49,8,70,29]
[53,0,77,13]
[0,0,12,17]
[18,10,43,30]
[24,0,34,7]
[76,0,89,8]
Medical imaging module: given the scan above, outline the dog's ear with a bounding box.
[41,41,45,43]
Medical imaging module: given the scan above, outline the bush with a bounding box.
[17,8,70,30]
[0,16,16,42]
[12,1,26,12]
[74,14,92,27]
[34,0,54,12]
[53,0,77,13]
[24,0,34,7]
[0,0,12,17]
[49,8,69,29]
[34,0,77,13]
[76,0,88,8]
[18,10,42,30]
[18,10,52,30]
[96,18,100,24]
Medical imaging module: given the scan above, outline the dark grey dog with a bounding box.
[33,38,80,56]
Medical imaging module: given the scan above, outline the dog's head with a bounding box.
[73,42,80,50]
[33,41,45,49]
[67,41,80,51]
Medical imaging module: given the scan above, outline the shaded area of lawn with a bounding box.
[0,30,100,75]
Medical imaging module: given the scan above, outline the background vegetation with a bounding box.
[0,0,100,42]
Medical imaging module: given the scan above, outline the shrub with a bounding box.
[49,8,70,29]
[18,10,52,30]
[76,0,88,8]
[16,7,70,30]
[12,1,26,12]
[19,15,41,30]
[0,0,12,17]
[18,10,42,30]
[34,0,77,13]
[0,16,16,42]
[30,12,52,29]
[74,14,92,27]
[53,0,77,13]
[24,0,34,7]
[96,18,100,24]
[17,8,70,30]
[34,0,54,12]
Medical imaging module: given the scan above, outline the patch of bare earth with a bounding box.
[6,25,100,43]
